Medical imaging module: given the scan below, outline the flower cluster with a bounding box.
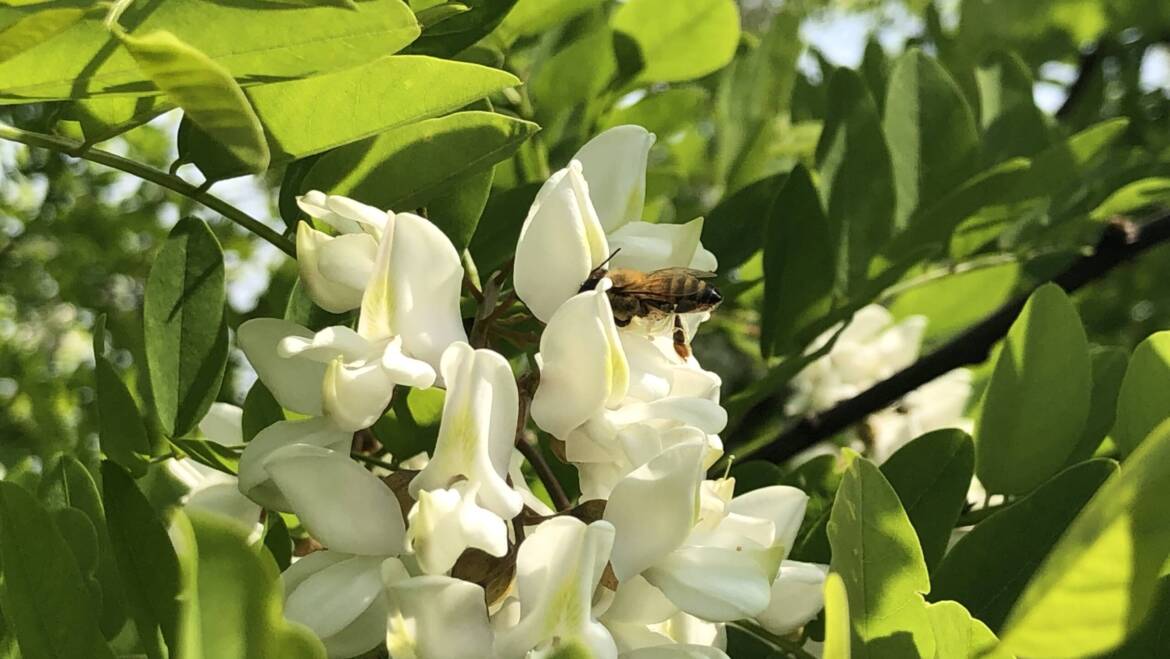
[171,126,826,659]
[786,304,974,464]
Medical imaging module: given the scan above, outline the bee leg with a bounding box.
[614,315,632,328]
[672,315,690,359]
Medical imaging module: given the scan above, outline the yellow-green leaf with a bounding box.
[120,29,269,174]
[823,572,852,659]
[0,6,84,63]
[1000,419,1170,657]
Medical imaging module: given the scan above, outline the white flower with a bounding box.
[787,305,926,416]
[261,444,406,555]
[238,210,466,431]
[755,561,829,635]
[283,551,407,659]
[167,402,261,533]
[405,482,509,575]
[513,125,718,324]
[513,161,610,323]
[385,575,495,659]
[409,342,524,520]
[530,284,630,441]
[494,517,618,659]
[236,416,353,511]
[295,192,387,313]
[867,368,974,463]
[572,124,655,233]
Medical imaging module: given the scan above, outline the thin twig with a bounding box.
[751,213,1170,464]
[351,452,398,472]
[1056,40,1108,120]
[0,122,296,257]
[514,372,571,511]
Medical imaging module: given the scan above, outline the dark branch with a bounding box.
[751,212,1170,465]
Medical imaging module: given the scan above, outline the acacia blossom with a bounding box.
[189,125,830,659]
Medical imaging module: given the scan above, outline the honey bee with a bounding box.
[580,251,722,359]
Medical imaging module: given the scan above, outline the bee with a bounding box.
[580,251,722,359]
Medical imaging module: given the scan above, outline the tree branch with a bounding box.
[514,372,571,511]
[0,122,296,257]
[750,212,1170,465]
[1056,40,1108,120]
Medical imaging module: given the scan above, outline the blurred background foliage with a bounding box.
[3,0,1170,487]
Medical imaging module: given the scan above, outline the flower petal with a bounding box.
[198,402,243,446]
[531,287,629,439]
[514,163,610,322]
[571,125,655,233]
[621,645,729,659]
[495,517,618,659]
[284,554,386,640]
[263,444,405,555]
[359,212,467,369]
[728,486,809,556]
[237,318,325,416]
[605,441,705,581]
[644,543,785,622]
[406,484,509,575]
[385,576,494,659]
[295,223,370,313]
[237,416,353,511]
[410,342,523,519]
[185,482,261,533]
[607,218,709,273]
[755,561,828,635]
[322,357,396,432]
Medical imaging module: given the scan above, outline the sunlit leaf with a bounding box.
[932,459,1117,631]
[0,481,115,659]
[144,217,228,439]
[0,6,84,64]
[611,0,740,84]
[1112,331,1170,455]
[976,284,1091,495]
[1000,420,1170,657]
[823,572,851,659]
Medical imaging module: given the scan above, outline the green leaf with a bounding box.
[924,600,1009,658]
[975,50,1052,165]
[242,380,285,443]
[102,462,181,659]
[1000,419,1170,657]
[1018,118,1129,202]
[405,0,514,57]
[0,6,84,64]
[1101,575,1170,658]
[886,157,1030,263]
[38,457,130,639]
[716,8,801,191]
[171,438,240,477]
[467,182,541,277]
[931,459,1117,632]
[372,387,446,460]
[72,95,172,143]
[762,165,833,357]
[1090,177,1170,222]
[975,284,1091,495]
[600,87,709,137]
[888,261,1021,342]
[703,172,782,272]
[529,26,617,121]
[0,0,420,102]
[883,49,979,228]
[828,457,935,658]
[181,55,521,181]
[144,217,228,439]
[176,510,326,659]
[262,512,293,572]
[1066,347,1128,465]
[816,68,895,290]
[494,0,603,44]
[93,315,152,476]
[1112,331,1170,455]
[728,460,783,494]
[300,111,538,250]
[823,572,852,659]
[0,481,115,659]
[611,0,740,84]
[120,29,270,174]
[880,429,974,572]
[414,1,471,28]
[859,38,889,110]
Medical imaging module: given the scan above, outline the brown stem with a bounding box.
[746,212,1170,465]
[514,372,571,511]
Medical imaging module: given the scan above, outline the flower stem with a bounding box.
[351,452,398,472]
[0,122,296,257]
[514,372,571,511]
